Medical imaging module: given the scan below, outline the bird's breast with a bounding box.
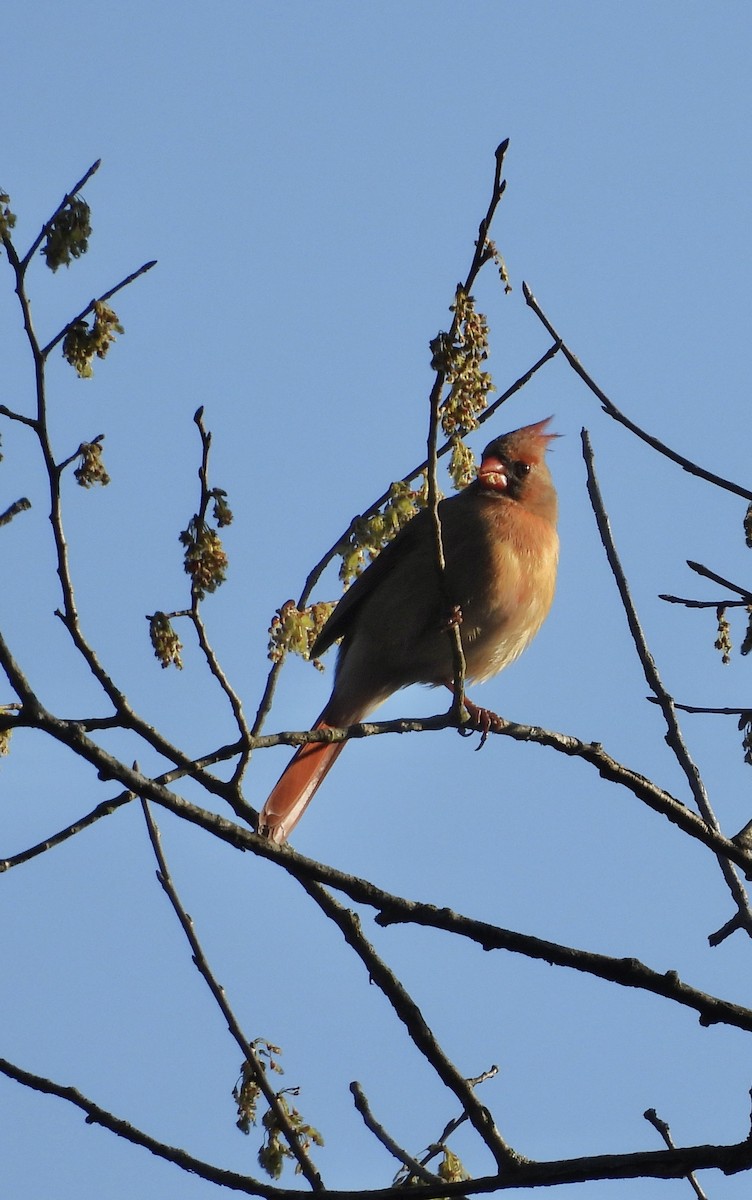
[461,516,559,683]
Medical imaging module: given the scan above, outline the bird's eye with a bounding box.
[516,462,532,476]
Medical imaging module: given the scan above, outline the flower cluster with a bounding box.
[436,287,494,444]
[63,301,124,379]
[394,1146,468,1188]
[233,1041,283,1136]
[448,435,476,490]
[180,518,229,600]
[233,1043,323,1180]
[0,191,16,244]
[267,600,336,669]
[337,475,429,586]
[147,612,184,670]
[211,487,233,527]
[714,605,732,665]
[42,195,92,271]
[74,440,110,488]
[484,236,512,293]
[258,1093,324,1179]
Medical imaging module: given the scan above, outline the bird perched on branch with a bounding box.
[259,417,559,843]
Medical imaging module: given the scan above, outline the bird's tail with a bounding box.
[258,717,348,844]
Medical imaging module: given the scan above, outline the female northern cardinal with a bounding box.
[259,417,559,843]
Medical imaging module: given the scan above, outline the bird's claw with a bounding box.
[460,697,503,750]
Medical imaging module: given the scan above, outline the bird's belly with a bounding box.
[461,587,552,684]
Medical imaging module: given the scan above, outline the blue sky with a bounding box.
[2,4,752,1197]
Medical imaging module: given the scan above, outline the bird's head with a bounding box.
[476,417,559,518]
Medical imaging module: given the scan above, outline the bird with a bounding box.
[259,417,559,843]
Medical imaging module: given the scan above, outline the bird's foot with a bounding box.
[460,697,504,750]
[441,604,464,631]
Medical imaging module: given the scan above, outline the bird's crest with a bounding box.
[492,416,559,463]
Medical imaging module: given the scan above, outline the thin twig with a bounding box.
[660,594,748,609]
[20,159,102,272]
[670,703,751,717]
[644,1109,709,1200]
[189,407,251,759]
[0,742,247,873]
[407,1067,499,1177]
[426,358,467,723]
[41,259,157,357]
[57,432,105,474]
[350,1082,443,1184]
[524,282,752,503]
[0,403,38,428]
[0,496,31,526]
[1,792,134,871]
[246,711,741,864]
[582,428,752,941]
[687,560,752,600]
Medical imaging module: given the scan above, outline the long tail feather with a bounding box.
[258,721,346,844]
